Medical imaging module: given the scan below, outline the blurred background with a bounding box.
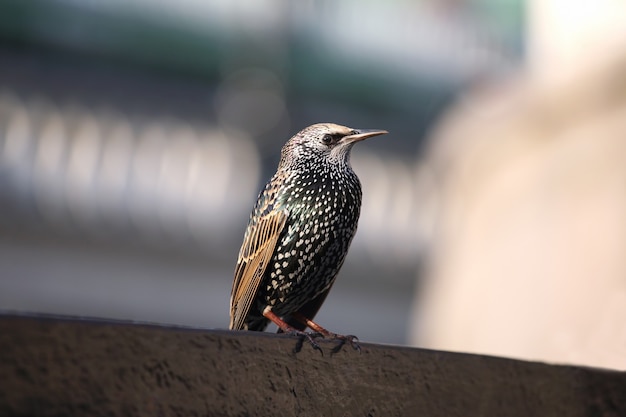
[0,0,522,345]
[1,0,623,370]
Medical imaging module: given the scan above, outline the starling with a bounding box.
[229,123,387,351]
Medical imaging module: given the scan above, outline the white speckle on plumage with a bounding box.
[231,123,387,332]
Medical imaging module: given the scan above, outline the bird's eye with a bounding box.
[322,134,333,145]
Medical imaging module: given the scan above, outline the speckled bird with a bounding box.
[229,123,387,349]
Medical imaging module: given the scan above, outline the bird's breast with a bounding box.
[262,170,362,308]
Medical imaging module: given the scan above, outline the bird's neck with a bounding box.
[281,161,358,186]
[275,162,361,212]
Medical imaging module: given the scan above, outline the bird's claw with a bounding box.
[330,334,361,354]
[288,330,324,355]
[282,326,360,355]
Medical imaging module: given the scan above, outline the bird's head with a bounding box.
[279,123,387,170]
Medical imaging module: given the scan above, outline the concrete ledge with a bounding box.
[0,313,625,416]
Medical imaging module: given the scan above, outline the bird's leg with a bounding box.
[263,308,323,354]
[291,312,361,354]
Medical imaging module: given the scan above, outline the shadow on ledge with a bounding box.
[0,312,625,417]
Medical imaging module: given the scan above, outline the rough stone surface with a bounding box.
[0,313,625,416]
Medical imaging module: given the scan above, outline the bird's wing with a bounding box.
[229,208,287,330]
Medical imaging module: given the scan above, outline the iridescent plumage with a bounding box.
[229,123,387,347]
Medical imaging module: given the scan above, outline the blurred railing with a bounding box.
[0,89,429,267]
[0,90,259,248]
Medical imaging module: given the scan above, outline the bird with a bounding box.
[229,123,387,352]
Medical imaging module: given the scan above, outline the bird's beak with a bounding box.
[342,129,388,144]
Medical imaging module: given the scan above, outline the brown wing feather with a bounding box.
[229,210,287,330]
